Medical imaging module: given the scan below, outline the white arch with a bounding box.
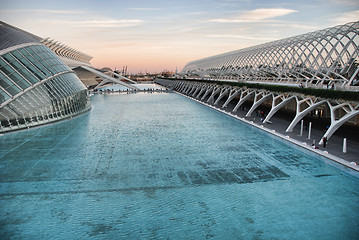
[246,91,272,117]
[263,95,296,123]
[319,102,359,144]
[232,89,255,112]
[214,87,230,105]
[286,98,327,132]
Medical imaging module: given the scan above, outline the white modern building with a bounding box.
[0,22,92,133]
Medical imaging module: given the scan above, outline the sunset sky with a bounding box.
[1,0,358,74]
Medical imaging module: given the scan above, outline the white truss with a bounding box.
[181,21,359,89]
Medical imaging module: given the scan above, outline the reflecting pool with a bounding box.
[1,92,358,239]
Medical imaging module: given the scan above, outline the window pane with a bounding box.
[16,56,45,80]
[8,72,30,89]
[0,64,15,75]
[0,88,11,104]
[3,53,16,63]
[0,73,21,95]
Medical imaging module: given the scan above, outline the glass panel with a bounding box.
[11,51,25,60]
[15,56,45,80]
[0,60,15,75]
[8,72,30,89]
[0,88,11,104]
[3,53,17,64]
[0,72,21,96]
[18,48,30,57]
[0,58,7,67]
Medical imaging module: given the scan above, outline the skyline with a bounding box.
[1,0,359,74]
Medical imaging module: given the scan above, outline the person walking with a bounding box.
[322,137,328,147]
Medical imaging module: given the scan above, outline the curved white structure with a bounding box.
[181,22,359,89]
[0,22,91,133]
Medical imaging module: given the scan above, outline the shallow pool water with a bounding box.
[1,92,358,239]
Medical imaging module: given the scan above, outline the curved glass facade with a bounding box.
[181,21,359,87]
[0,43,90,133]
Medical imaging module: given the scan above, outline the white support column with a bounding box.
[286,98,327,132]
[343,138,347,153]
[308,122,312,139]
[214,87,230,105]
[263,95,295,123]
[207,87,221,103]
[179,84,187,92]
[196,85,208,99]
[192,85,203,97]
[319,102,359,144]
[179,83,186,92]
[300,120,304,136]
[188,84,198,95]
[245,91,272,117]
[201,86,214,101]
[186,84,195,95]
[222,89,241,108]
[183,84,191,94]
[232,89,255,112]
[181,83,189,92]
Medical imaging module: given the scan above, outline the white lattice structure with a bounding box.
[42,38,93,66]
[181,22,359,89]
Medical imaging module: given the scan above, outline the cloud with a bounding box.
[329,0,359,6]
[207,34,276,41]
[209,8,298,23]
[332,10,359,25]
[128,8,161,11]
[76,19,143,28]
[0,9,85,15]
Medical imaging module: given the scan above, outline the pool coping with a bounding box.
[177,92,359,172]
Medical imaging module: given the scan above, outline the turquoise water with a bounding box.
[1,92,358,239]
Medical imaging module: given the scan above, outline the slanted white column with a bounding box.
[232,89,255,112]
[222,89,241,108]
[286,97,327,132]
[201,86,214,101]
[192,85,203,97]
[186,84,196,95]
[207,87,221,103]
[263,95,295,123]
[196,85,208,98]
[179,83,187,92]
[319,102,359,144]
[188,84,199,95]
[214,87,230,105]
[245,91,272,117]
[176,82,183,90]
[178,82,186,92]
[183,83,192,94]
